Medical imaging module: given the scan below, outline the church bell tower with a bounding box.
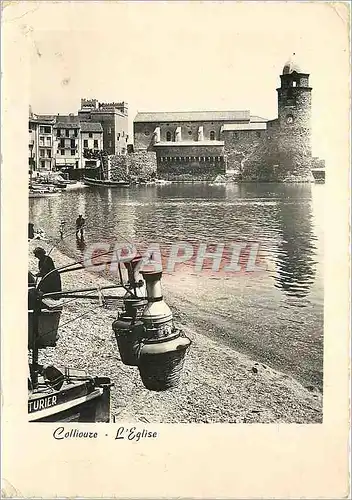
[276,54,313,173]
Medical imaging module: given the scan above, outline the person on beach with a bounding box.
[33,247,62,297]
[76,214,85,238]
[59,221,66,239]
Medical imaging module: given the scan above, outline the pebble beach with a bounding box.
[28,239,323,424]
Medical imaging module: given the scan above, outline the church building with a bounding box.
[133,55,324,182]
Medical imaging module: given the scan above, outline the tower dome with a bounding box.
[282,53,302,74]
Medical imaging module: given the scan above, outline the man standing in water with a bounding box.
[76,214,85,238]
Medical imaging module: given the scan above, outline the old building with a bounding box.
[134,56,323,181]
[29,112,55,171]
[133,110,265,180]
[80,122,103,169]
[28,96,128,174]
[54,117,81,170]
[78,99,129,156]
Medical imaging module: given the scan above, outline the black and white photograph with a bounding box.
[2,1,350,498]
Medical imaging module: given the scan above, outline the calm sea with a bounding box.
[29,182,324,390]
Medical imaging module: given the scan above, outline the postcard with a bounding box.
[1,1,350,498]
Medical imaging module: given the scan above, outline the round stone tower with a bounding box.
[276,54,313,178]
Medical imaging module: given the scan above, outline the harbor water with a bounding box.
[29,182,324,391]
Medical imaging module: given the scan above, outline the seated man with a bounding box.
[33,247,62,297]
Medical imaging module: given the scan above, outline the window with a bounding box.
[293,81,297,87]
[46,137,51,146]
[71,149,75,156]
[210,131,216,140]
[94,140,98,148]
[60,149,65,155]
[39,136,44,146]
[56,129,61,137]
[60,139,65,148]
[41,160,45,169]
[39,126,45,134]
[89,132,93,138]
[108,127,112,134]
[166,131,172,141]
[65,129,70,137]
[83,139,88,148]
[74,129,78,137]
[39,149,45,157]
[47,150,51,158]
[44,126,51,134]
[71,139,76,148]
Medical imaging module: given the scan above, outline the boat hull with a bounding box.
[83,177,130,188]
[28,377,112,423]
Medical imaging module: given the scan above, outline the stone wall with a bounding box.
[102,151,157,181]
[158,160,225,181]
[155,143,225,181]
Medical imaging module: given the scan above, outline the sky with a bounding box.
[22,1,349,164]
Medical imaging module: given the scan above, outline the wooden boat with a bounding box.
[154,179,172,185]
[27,261,126,423]
[29,185,61,198]
[83,177,130,188]
[28,366,112,423]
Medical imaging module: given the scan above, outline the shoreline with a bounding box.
[28,238,323,423]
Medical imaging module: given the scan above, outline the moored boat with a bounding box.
[28,366,112,423]
[154,179,172,185]
[29,185,61,198]
[83,177,130,187]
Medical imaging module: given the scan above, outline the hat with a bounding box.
[33,247,46,256]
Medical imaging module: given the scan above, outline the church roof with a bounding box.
[134,110,251,123]
[221,122,267,132]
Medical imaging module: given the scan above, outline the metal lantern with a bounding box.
[137,271,191,391]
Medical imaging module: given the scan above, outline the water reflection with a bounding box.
[274,190,317,298]
[76,234,86,253]
[29,183,322,302]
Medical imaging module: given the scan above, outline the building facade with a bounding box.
[80,122,103,169]
[53,118,81,170]
[78,99,129,156]
[133,56,323,181]
[29,112,55,171]
[28,98,123,173]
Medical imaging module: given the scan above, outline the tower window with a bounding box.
[293,81,297,87]
[210,131,216,140]
[166,131,172,141]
